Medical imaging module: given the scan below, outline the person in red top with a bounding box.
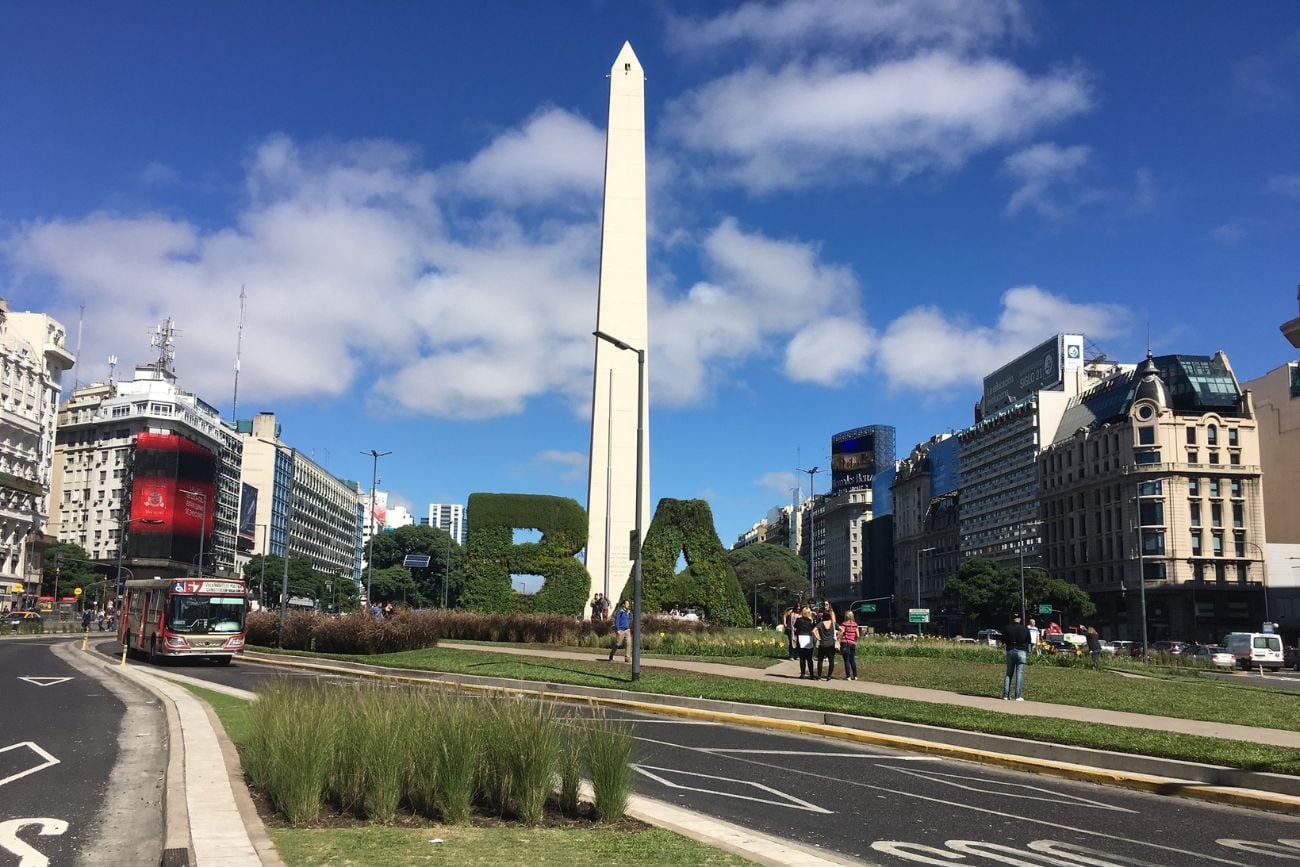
[839,611,860,681]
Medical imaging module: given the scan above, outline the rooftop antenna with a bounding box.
[107,355,118,385]
[149,317,178,373]
[232,285,247,422]
[72,304,84,389]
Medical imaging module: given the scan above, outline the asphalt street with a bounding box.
[0,638,129,866]
[96,641,1300,867]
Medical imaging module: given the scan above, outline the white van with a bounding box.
[1223,632,1284,671]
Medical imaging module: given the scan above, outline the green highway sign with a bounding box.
[908,608,930,624]
[1038,604,1053,614]
[859,603,877,613]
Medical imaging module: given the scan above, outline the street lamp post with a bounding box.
[752,582,767,627]
[361,448,393,607]
[1017,520,1043,620]
[798,466,821,599]
[1242,540,1272,627]
[916,546,937,636]
[593,330,646,682]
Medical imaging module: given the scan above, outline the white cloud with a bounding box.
[668,0,1025,56]
[664,53,1090,193]
[449,108,605,207]
[1211,223,1246,244]
[876,286,1126,391]
[652,218,869,405]
[1003,142,1091,219]
[1267,173,1300,197]
[784,318,873,384]
[537,449,588,481]
[757,470,798,497]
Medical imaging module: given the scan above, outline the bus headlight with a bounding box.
[164,634,190,649]
[224,636,245,649]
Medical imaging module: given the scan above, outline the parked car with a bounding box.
[1284,645,1300,671]
[1151,640,1189,655]
[1109,640,1134,656]
[975,629,1002,646]
[6,611,42,631]
[1192,645,1235,668]
[1224,632,1284,671]
[1044,633,1085,655]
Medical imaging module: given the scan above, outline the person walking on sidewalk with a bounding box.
[794,607,816,678]
[1085,626,1103,669]
[1001,611,1032,701]
[815,608,837,680]
[782,607,797,660]
[608,600,632,662]
[839,611,859,680]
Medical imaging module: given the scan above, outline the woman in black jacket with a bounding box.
[815,609,837,680]
[793,607,816,679]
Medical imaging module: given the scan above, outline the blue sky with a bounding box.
[3,1,1298,566]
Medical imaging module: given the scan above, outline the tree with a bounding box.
[367,565,420,605]
[367,524,463,608]
[725,544,807,625]
[945,558,1096,630]
[41,543,99,599]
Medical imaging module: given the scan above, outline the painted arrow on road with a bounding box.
[16,678,72,687]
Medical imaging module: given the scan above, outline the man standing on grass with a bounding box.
[1001,611,1032,701]
[608,600,632,663]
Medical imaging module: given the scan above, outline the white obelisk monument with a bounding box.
[586,42,649,612]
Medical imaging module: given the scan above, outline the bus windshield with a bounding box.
[169,595,245,635]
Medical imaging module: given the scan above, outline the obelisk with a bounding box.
[586,42,649,612]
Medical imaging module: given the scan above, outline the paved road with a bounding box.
[99,641,1300,866]
[0,637,155,867]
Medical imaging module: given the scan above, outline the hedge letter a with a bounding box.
[632,498,749,626]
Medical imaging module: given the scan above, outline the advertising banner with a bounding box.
[830,425,896,493]
[981,335,1065,413]
[238,483,258,552]
[128,431,217,564]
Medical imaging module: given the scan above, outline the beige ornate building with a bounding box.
[1040,351,1267,642]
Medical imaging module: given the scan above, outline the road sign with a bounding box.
[859,603,877,613]
[73,588,82,597]
[402,554,432,568]
[908,608,930,624]
[1038,604,1052,614]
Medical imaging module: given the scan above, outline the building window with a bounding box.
[1186,427,1197,445]
[1187,450,1199,464]
[1190,502,1201,526]
[1139,427,1156,445]
[1228,428,1239,446]
[1135,450,1161,465]
[1209,479,1220,498]
[1191,531,1202,556]
[1142,530,1165,555]
[1211,503,1222,528]
[1188,478,1199,496]
[1230,479,1241,497]
[1208,451,1220,465]
[1143,561,1166,582]
[1234,534,1245,557]
[1232,503,1243,528]
[1229,451,1241,466]
[1212,533,1223,556]
[1207,425,1218,446]
[1139,500,1164,526]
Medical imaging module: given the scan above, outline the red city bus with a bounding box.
[118,577,248,664]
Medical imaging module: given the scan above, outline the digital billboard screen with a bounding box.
[981,335,1066,414]
[830,425,895,493]
[128,431,216,564]
[238,483,258,552]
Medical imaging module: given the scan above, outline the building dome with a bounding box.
[1133,351,1169,408]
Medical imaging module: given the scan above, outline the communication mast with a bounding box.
[231,285,247,422]
[149,317,178,374]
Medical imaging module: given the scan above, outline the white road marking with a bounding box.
[1216,839,1300,859]
[949,839,1144,866]
[702,749,941,759]
[869,841,964,864]
[633,732,1256,866]
[1028,840,1167,866]
[0,743,60,787]
[888,766,1134,813]
[632,763,832,814]
[0,818,68,866]
[16,677,72,687]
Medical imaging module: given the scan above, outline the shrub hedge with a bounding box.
[634,498,749,626]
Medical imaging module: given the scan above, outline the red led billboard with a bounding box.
[129,431,217,565]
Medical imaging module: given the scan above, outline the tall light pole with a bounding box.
[1242,540,1271,627]
[916,546,937,636]
[593,330,645,682]
[178,488,209,577]
[798,466,821,599]
[362,449,392,606]
[279,449,296,641]
[752,582,767,627]
[1017,520,1042,621]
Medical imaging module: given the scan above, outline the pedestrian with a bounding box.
[608,600,632,662]
[1085,626,1103,669]
[794,607,816,679]
[1027,617,1041,654]
[383,602,394,619]
[590,593,603,621]
[815,608,837,680]
[839,611,859,680]
[820,600,837,628]
[1001,611,1032,701]
[782,607,796,660]
[81,609,92,630]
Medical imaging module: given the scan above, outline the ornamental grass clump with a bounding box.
[557,732,582,817]
[586,710,635,823]
[431,695,478,824]
[247,681,337,824]
[403,692,440,819]
[508,699,561,824]
[476,699,516,817]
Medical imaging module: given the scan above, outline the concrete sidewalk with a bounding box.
[438,641,1300,749]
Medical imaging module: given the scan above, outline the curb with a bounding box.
[242,650,1300,815]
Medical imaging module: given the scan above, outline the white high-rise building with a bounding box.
[0,301,75,610]
[386,504,415,530]
[426,503,465,546]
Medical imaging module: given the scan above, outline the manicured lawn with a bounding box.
[184,684,252,745]
[258,644,1300,775]
[268,826,753,866]
[446,639,780,669]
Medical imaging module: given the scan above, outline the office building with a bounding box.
[427,502,466,546]
[50,320,241,580]
[237,412,361,585]
[0,301,75,610]
[892,435,962,631]
[1040,351,1267,641]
